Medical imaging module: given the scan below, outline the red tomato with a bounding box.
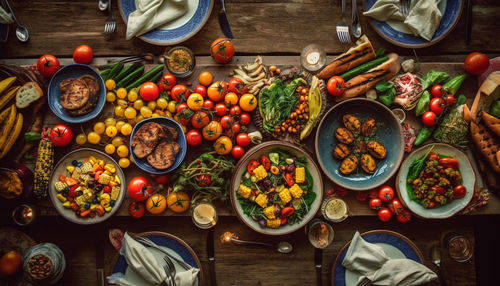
[231,145,245,159]
[171,84,190,102]
[220,115,234,129]
[229,105,242,116]
[430,185,447,195]
[355,191,369,202]
[284,172,294,187]
[159,74,177,92]
[224,128,235,138]
[369,189,379,199]
[127,177,153,201]
[335,186,350,197]
[430,85,446,97]
[186,129,202,146]
[422,111,437,127]
[369,198,383,210]
[327,76,345,96]
[428,151,439,161]
[203,99,215,111]
[464,52,489,75]
[210,38,235,64]
[396,209,412,223]
[73,45,93,64]
[446,94,455,106]
[49,124,73,147]
[388,198,404,214]
[236,133,251,147]
[247,159,260,175]
[194,85,207,98]
[453,185,467,198]
[377,207,392,222]
[281,206,295,218]
[215,103,227,116]
[429,97,446,115]
[378,185,394,202]
[228,77,248,95]
[150,174,170,185]
[176,103,193,126]
[231,123,241,134]
[239,112,251,125]
[139,82,160,101]
[37,55,60,78]
[128,201,146,218]
[197,174,212,187]
[260,155,271,170]
[438,158,459,169]
[191,111,210,129]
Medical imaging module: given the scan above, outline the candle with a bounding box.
[12,204,37,226]
[300,44,326,72]
[192,202,218,229]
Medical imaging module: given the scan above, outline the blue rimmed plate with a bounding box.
[364,0,463,48]
[331,230,424,286]
[112,232,203,285]
[119,0,214,45]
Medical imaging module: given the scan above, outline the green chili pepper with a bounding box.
[490,100,500,119]
[414,126,436,146]
[442,74,467,96]
[24,132,41,142]
[415,90,431,116]
[378,87,396,107]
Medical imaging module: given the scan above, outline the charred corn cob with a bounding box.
[266,218,281,228]
[34,128,54,199]
[295,167,305,183]
[289,184,303,199]
[253,165,268,181]
[238,184,252,199]
[279,188,292,204]
[81,162,93,173]
[255,193,268,208]
[263,205,275,219]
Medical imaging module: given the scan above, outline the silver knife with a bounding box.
[315,248,322,286]
[218,0,233,38]
[207,228,218,286]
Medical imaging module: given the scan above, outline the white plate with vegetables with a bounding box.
[396,143,475,219]
[230,141,323,235]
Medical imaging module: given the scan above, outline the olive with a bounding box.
[110,200,116,206]
[273,204,282,216]
[72,160,78,166]
[77,161,83,167]
[258,219,267,228]
[286,164,296,173]
[92,198,98,204]
[262,179,272,189]
[84,203,90,209]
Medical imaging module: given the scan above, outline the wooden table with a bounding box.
[1,1,500,285]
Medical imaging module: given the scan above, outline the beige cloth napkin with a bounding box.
[107,232,199,286]
[342,231,437,286]
[363,0,442,41]
[0,6,13,24]
[126,0,188,40]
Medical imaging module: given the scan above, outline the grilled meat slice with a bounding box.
[333,143,351,159]
[340,155,358,175]
[164,126,179,140]
[361,118,377,137]
[79,74,100,96]
[367,141,387,159]
[59,78,90,110]
[147,142,180,170]
[360,154,377,174]
[335,127,354,144]
[131,122,166,158]
[343,114,361,132]
[66,92,98,116]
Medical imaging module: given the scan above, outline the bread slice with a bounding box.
[482,111,500,137]
[469,71,500,122]
[470,121,500,174]
[16,82,43,108]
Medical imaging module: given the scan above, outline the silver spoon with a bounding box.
[229,238,293,254]
[431,245,447,286]
[351,0,362,38]
[4,0,29,42]
[98,0,109,12]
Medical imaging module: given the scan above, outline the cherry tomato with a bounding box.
[198,71,213,87]
[236,133,251,147]
[228,77,248,94]
[224,92,239,106]
[438,157,459,170]
[355,191,369,202]
[207,81,228,102]
[239,93,257,111]
[261,155,271,170]
[378,185,394,203]
[281,206,295,218]
[377,207,392,222]
[159,73,177,92]
[194,85,207,98]
[422,111,437,127]
[396,209,412,223]
[429,97,446,115]
[215,103,227,116]
[388,198,404,215]
[369,189,379,199]
[464,52,489,75]
[202,121,222,141]
[203,99,215,111]
[220,115,234,129]
[453,185,467,198]
[191,111,210,129]
[446,94,455,106]
[284,172,294,187]
[37,54,60,78]
[369,198,383,210]
[139,82,160,101]
[127,176,153,201]
[231,123,241,134]
[213,136,232,155]
[49,124,73,147]
[229,105,242,116]
[197,174,212,187]
[224,128,235,138]
[73,44,93,64]
[128,201,146,218]
[430,85,446,97]
[176,103,194,126]
[428,151,439,161]
[327,76,345,96]
[247,159,260,175]
[150,174,170,185]
[231,145,245,159]
[239,112,251,125]
[210,38,235,63]
[186,129,202,146]
[430,185,447,195]
[171,84,190,102]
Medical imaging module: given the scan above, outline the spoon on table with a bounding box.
[4,0,29,42]
[351,0,362,38]
[229,237,293,254]
[98,0,109,11]
[431,245,447,286]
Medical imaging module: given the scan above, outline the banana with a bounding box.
[0,104,12,123]
[0,77,17,95]
[0,85,21,110]
[0,113,23,159]
[0,104,17,148]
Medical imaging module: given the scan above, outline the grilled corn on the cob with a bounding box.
[34,128,54,198]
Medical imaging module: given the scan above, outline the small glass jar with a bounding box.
[300,44,327,72]
[12,204,38,226]
[23,243,66,285]
[306,219,334,249]
[191,201,218,229]
[162,46,196,78]
[321,197,349,222]
[445,233,473,262]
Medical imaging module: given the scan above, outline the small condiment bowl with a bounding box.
[162,46,196,78]
[321,197,349,222]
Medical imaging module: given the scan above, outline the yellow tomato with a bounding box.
[214,136,232,155]
[152,113,160,117]
[116,145,129,158]
[146,194,167,214]
[124,107,137,119]
[198,71,213,86]
[121,123,132,135]
[135,115,145,124]
[167,192,190,213]
[105,79,116,91]
[147,101,157,111]
[156,98,168,109]
[106,91,116,102]
[207,81,226,102]
[187,93,204,111]
[127,89,138,102]
[105,125,118,137]
[114,106,125,117]
[202,121,222,141]
[164,111,173,118]
[111,137,124,147]
[116,88,127,99]
[118,158,131,168]
[115,121,126,131]
[116,99,128,109]
[93,122,106,135]
[87,132,101,144]
[239,93,258,111]
[140,106,153,118]
[133,99,144,110]
[104,144,116,155]
[105,117,116,126]
[75,133,87,145]
[224,92,239,106]
[167,101,177,113]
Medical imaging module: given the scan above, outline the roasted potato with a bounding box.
[335,127,355,144]
[360,154,377,174]
[361,118,377,137]
[353,138,367,154]
[367,141,387,159]
[340,155,358,175]
[343,114,361,132]
[333,143,351,159]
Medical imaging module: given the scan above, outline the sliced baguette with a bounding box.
[335,53,401,102]
[470,71,500,122]
[16,82,43,109]
[470,121,500,174]
[481,111,500,137]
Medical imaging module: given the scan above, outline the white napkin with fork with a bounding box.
[126,0,188,40]
[342,231,437,286]
[107,232,199,286]
[363,0,442,41]
[0,6,13,24]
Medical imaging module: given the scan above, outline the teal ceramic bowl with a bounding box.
[315,98,404,191]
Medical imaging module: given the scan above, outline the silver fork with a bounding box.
[400,0,411,17]
[134,236,193,270]
[356,277,373,286]
[103,0,116,34]
[162,258,173,286]
[164,256,177,286]
[336,0,352,43]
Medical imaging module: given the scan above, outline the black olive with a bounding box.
[263,179,272,189]
[258,219,266,228]
[286,164,296,173]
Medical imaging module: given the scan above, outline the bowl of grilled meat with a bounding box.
[129,117,187,174]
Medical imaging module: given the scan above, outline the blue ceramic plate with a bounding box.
[112,232,202,285]
[47,64,106,124]
[315,98,404,191]
[331,230,424,286]
[129,117,187,174]
[118,0,214,45]
[364,0,463,48]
